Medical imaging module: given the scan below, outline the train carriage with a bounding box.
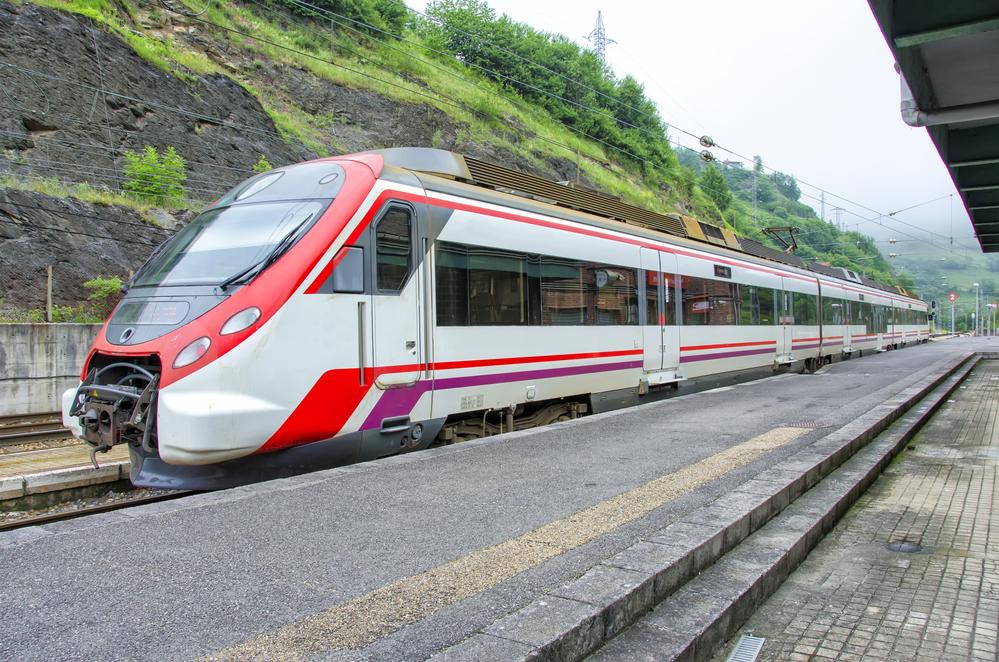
[62,149,928,489]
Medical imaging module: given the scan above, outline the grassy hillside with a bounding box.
[12,0,912,290]
[894,244,999,330]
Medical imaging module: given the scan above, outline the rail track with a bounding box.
[0,489,190,533]
[0,411,71,447]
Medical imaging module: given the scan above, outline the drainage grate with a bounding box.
[727,634,766,662]
[782,419,834,429]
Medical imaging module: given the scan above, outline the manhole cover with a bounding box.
[887,541,923,553]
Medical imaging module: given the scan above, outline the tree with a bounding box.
[699,165,732,211]
[770,171,801,201]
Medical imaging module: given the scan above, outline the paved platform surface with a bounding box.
[0,338,989,661]
[718,357,999,662]
[0,444,128,478]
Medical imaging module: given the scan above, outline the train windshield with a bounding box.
[132,162,345,288]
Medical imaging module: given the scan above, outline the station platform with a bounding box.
[0,337,993,661]
[0,444,129,502]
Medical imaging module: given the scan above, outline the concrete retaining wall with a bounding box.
[0,323,101,416]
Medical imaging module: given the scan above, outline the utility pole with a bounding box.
[832,207,844,231]
[45,266,53,323]
[820,190,825,222]
[975,282,981,336]
[587,11,616,63]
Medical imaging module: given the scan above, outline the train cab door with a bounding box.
[370,201,425,390]
[776,280,793,364]
[640,248,680,385]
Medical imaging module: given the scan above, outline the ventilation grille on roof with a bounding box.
[463,156,687,238]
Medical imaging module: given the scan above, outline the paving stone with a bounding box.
[718,360,999,662]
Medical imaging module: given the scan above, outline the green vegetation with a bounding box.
[14,0,914,290]
[252,154,273,173]
[0,174,193,220]
[83,275,123,319]
[122,145,188,204]
[2,276,121,323]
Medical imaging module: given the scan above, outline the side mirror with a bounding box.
[332,246,364,293]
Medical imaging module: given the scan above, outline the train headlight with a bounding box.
[220,307,261,336]
[173,337,211,369]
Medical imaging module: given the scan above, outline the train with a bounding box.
[61,148,929,489]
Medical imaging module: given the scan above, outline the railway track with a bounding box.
[0,490,190,533]
[0,411,72,447]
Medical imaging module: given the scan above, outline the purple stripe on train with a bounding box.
[679,347,774,363]
[360,359,643,430]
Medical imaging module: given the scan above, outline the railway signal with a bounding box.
[946,291,958,334]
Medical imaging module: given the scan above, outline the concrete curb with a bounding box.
[429,352,978,662]
[0,461,129,501]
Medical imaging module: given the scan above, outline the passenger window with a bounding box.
[436,242,469,325]
[757,287,775,325]
[375,206,412,292]
[681,275,740,326]
[645,270,659,325]
[468,247,530,325]
[662,273,676,325]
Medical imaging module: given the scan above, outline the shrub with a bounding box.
[84,276,123,319]
[122,145,187,204]
[252,154,273,173]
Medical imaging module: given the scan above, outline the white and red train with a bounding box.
[62,149,929,489]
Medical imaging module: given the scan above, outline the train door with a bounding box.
[776,280,793,363]
[640,248,680,382]
[370,201,425,388]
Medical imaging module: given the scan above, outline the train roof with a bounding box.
[362,148,922,304]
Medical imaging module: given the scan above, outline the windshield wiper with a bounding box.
[219,213,314,291]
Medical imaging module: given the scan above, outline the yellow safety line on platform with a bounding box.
[209,426,808,661]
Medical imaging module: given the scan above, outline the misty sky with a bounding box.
[405,0,981,256]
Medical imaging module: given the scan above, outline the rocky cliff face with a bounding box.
[0,1,586,312]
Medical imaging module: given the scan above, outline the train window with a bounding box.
[681,276,740,326]
[541,257,586,325]
[663,274,676,325]
[435,242,469,326]
[645,271,659,325]
[375,206,412,292]
[436,240,638,327]
[739,286,756,325]
[758,287,775,325]
[791,292,818,325]
[541,258,638,326]
[468,247,531,325]
[331,246,364,293]
[594,267,638,325]
[822,297,844,325]
[644,272,676,325]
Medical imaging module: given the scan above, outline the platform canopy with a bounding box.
[868,1,999,252]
